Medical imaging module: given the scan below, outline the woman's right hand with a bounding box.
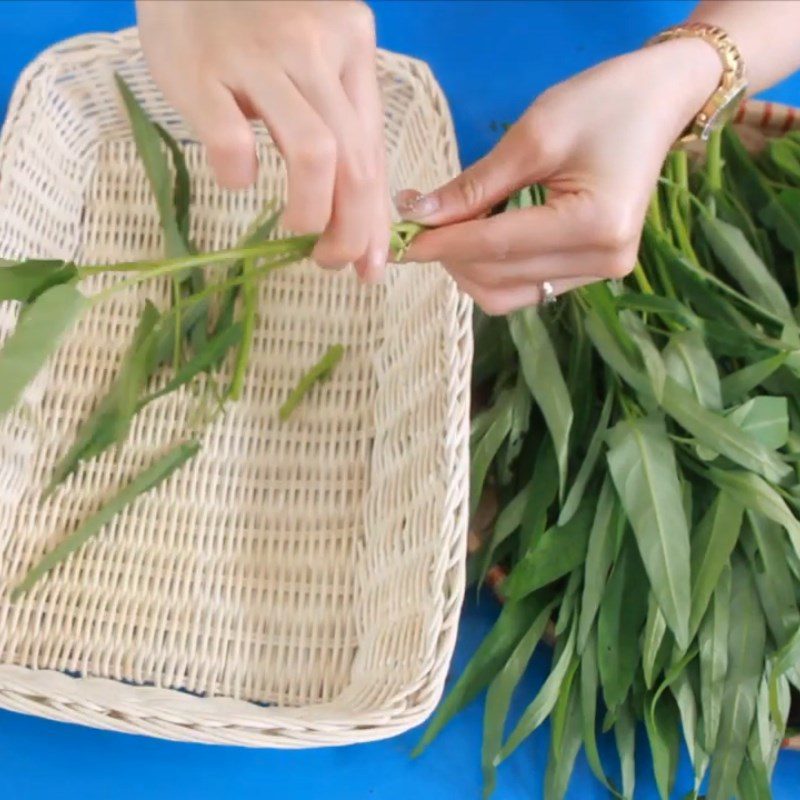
[136,0,390,281]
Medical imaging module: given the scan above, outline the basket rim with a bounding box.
[0,27,473,747]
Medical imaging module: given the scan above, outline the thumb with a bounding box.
[394,127,532,225]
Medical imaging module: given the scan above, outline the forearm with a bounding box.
[690,0,800,94]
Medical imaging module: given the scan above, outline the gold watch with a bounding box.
[648,22,748,142]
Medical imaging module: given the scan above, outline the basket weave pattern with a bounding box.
[0,30,472,746]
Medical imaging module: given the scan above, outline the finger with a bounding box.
[405,194,639,271]
[288,66,374,268]
[247,73,337,235]
[177,81,258,190]
[342,56,391,282]
[452,274,596,317]
[394,122,539,226]
[446,248,632,289]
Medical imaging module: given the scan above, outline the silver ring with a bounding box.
[539,280,556,306]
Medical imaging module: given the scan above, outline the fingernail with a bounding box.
[364,245,387,284]
[393,189,440,220]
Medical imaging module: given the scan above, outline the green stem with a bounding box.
[171,277,182,370]
[706,129,723,193]
[227,257,257,401]
[279,345,345,420]
[633,262,654,295]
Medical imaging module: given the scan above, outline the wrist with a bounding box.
[633,37,725,140]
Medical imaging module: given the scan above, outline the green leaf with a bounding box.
[115,74,189,259]
[517,438,559,556]
[623,312,666,404]
[727,396,789,450]
[577,476,624,653]
[689,492,744,635]
[481,598,557,797]
[0,259,77,303]
[0,282,88,418]
[662,377,791,484]
[760,187,800,254]
[597,537,648,711]
[498,371,532,484]
[642,592,668,689]
[477,479,530,587]
[745,513,800,650]
[143,320,243,404]
[614,702,636,800]
[508,308,573,499]
[504,495,594,600]
[558,391,612,526]
[607,414,691,649]
[45,301,161,494]
[469,389,514,515]
[709,467,800,561]
[644,689,681,800]
[543,675,582,800]
[663,329,722,410]
[768,624,800,727]
[499,624,577,761]
[153,122,191,241]
[720,353,788,406]
[12,440,200,599]
[700,214,794,323]
[414,591,552,755]
[767,137,800,185]
[278,344,345,421]
[226,255,257,402]
[707,554,766,800]
[671,664,706,789]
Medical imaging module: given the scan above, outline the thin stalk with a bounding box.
[227,257,257,401]
[171,277,182,369]
[706,129,723,193]
[279,345,345,420]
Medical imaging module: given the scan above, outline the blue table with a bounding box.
[1,3,799,798]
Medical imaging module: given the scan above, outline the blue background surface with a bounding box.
[1,2,799,798]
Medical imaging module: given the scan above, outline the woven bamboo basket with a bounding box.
[467,95,800,753]
[0,29,472,746]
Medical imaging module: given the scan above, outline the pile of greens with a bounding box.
[0,77,417,598]
[416,129,800,799]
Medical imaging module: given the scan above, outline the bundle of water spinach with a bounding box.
[417,129,800,800]
[0,77,417,597]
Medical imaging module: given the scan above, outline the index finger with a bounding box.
[404,197,596,266]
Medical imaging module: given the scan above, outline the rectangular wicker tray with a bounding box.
[0,29,472,747]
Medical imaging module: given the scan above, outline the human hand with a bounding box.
[136,0,390,281]
[396,38,722,314]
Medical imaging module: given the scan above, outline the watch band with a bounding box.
[647,22,748,142]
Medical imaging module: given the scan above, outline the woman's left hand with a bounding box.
[395,38,721,315]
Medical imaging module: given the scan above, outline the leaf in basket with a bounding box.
[720,353,788,406]
[278,344,345,421]
[469,389,514,516]
[606,414,691,650]
[0,259,78,304]
[688,491,744,636]
[0,282,88,418]
[700,215,794,323]
[141,320,244,405]
[579,627,621,796]
[697,565,731,764]
[414,590,554,755]
[153,122,192,242]
[481,597,557,797]
[642,592,668,690]
[644,688,681,800]
[709,467,800,560]
[507,308,573,499]
[503,494,594,601]
[707,553,766,800]
[12,439,201,599]
[727,396,789,450]
[44,301,162,494]
[760,188,800,254]
[597,536,647,712]
[662,378,791,485]
[614,701,637,800]
[498,624,577,761]
[557,391,612,526]
[663,329,722,410]
[543,673,582,800]
[576,476,625,654]
[743,513,800,648]
[115,74,189,260]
